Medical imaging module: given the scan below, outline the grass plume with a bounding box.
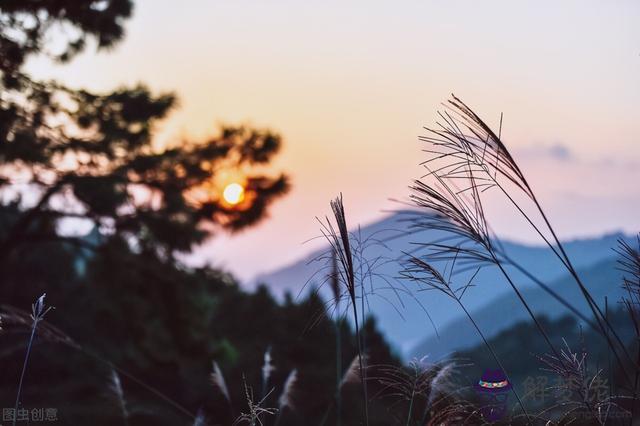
[13,293,53,426]
[108,368,129,426]
[211,360,232,414]
[319,194,369,425]
[418,94,633,379]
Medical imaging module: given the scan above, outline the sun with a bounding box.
[222,182,245,205]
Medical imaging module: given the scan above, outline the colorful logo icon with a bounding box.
[474,369,512,422]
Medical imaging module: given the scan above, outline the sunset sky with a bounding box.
[27,0,639,281]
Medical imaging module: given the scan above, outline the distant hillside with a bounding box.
[254,211,633,358]
[410,257,627,360]
[452,307,636,412]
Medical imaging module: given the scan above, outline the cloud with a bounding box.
[546,144,573,161]
[516,143,639,170]
[515,143,575,162]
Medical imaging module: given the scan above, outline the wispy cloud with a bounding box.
[516,143,640,171]
[515,143,575,162]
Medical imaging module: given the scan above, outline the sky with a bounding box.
[27,0,640,281]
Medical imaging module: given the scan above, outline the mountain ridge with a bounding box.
[253,211,634,358]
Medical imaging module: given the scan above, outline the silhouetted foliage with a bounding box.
[0,224,400,425]
[0,0,132,83]
[0,2,389,425]
[0,1,289,267]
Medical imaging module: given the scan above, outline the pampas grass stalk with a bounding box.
[109,368,129,426]
[13,293,52,426]
[420,363,453,425]
[340,354,367,388]
[278,369,297,410]
[261,347,275,399]
[356,226,369,419]
[419,95,632,377]
[615,236,640,421]
[211,360,233,419]
[403,258,531,421]
[274,369,297,426]
[370,357,464,425]
[322,194,369,426]
[233,376,277,426]
[330,250,343,426]
[409,95,632,408]
[409,174,563,369]
[320,354,368,426]
[211,361,231,402]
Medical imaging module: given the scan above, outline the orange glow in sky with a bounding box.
[25,0,640,280]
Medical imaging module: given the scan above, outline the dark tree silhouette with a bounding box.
[0,4,405,426]
[0,0,289,269]
[1,0,132,83]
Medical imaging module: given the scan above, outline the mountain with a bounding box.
[254,211,633,359]
[452,306,635,402]
[409,257,626,360]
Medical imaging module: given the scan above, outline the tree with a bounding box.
[0,3,293,422]
[0,4,403,426]
[0,0,289,270]
[1,0,133,80]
